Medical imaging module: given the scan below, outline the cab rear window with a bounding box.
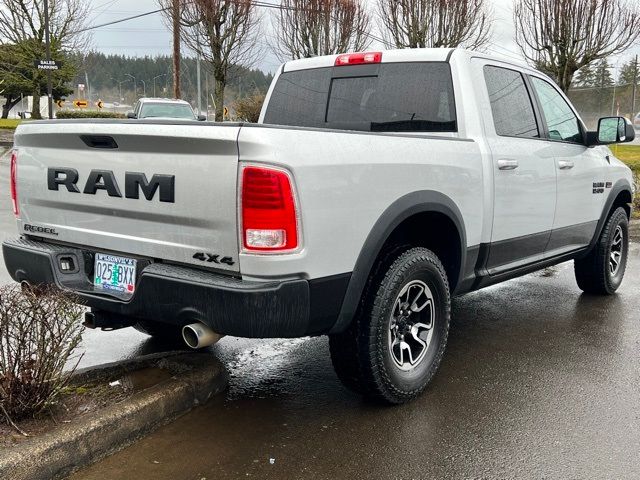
[263,62,457,133]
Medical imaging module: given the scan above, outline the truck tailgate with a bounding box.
[13,122,241,273]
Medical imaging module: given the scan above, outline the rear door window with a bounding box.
[264,62,457,133]
[484,66,539,138]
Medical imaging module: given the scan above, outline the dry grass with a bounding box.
[0,119,22,130]
[610,144,640,218]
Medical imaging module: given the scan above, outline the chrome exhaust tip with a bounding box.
[182,322,223,349]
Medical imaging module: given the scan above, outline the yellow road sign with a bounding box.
[96,100,104,109]
[73,100,88,108]
[223,106,229,117]
[56,99,64,108]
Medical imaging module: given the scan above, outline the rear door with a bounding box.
[527,76,605,255]
[479,63,557,273]
[14,122,241,272]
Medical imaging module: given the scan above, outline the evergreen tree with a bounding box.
[0,42,75,118]
[618,58,639,86]
[64,52,274,108]
[594,60,614,88]
[574,65,597,88]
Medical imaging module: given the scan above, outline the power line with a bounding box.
[77,8,166,33]
[79,0,388,48]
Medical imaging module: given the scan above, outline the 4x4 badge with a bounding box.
[193,252,235,266]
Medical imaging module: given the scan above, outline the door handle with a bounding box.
[497,159,519,170]
[558,160,574,170]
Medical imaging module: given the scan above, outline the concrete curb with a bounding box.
[0,352,228,480]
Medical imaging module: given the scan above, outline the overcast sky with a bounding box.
[88,0,640,73]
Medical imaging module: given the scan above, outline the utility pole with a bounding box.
[85,72,90,101]
[205,70,209,120]
[197,55,202,115]
[43,0,53,119]
[172,0,181,99]
[632,55,638,120]
[600,63,606,115]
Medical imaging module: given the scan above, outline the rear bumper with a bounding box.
[2,237,349,338]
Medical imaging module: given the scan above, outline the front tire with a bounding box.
[574,207,629,295]
[329,247,451,404]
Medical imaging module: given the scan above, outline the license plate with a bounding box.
[94,253,137,294]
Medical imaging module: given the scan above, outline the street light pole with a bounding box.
[140,79,146,97]
[125,74,137,97]
[153,74,167,97]
[632,55,638,120]
[196,55,202,115]
[111,78,131,102]
[43,0,53,119]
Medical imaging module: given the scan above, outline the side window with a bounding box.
[530,77,583,144]
[484,66,539,138]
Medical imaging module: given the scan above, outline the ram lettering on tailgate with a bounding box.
[47,168,175,203]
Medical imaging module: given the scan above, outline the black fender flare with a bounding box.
[330,190,467,334]
[584,179,633,255]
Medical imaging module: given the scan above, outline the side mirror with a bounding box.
[126,112,136,119]
[595,116,635,145]
[197,114,206,121]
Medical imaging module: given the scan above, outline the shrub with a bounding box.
[0,285,84,430]
[233,92,266,123]
[55,110,126,119]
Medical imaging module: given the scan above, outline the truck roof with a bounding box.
[282,47,531,73]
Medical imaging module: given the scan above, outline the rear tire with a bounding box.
[329,247,451,404]
[574,207,629,295]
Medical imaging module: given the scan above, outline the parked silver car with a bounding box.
[127,98,205,121]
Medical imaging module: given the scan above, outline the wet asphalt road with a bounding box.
[2,147,640,478]
[70,249,640,480]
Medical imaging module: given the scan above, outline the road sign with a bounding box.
[34,59,61,71]
[96,100,104,109]
[223,106,229,117]
[73,100,88,108]
[56,99,64,108]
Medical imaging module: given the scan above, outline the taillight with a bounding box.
[335,51,382,66]
[10,150,18,217]
[241,166,299,252]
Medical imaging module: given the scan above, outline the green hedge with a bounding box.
[56,110,126,119]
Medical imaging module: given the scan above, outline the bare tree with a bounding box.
[377,0,492,50]
[0,0,89,118]
[160,0,261,121]
[515,0,640,93]
[274,0,371,60]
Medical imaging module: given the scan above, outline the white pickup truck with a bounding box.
[3,48,635,404]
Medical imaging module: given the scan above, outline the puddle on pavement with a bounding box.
[117,367,174,393]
